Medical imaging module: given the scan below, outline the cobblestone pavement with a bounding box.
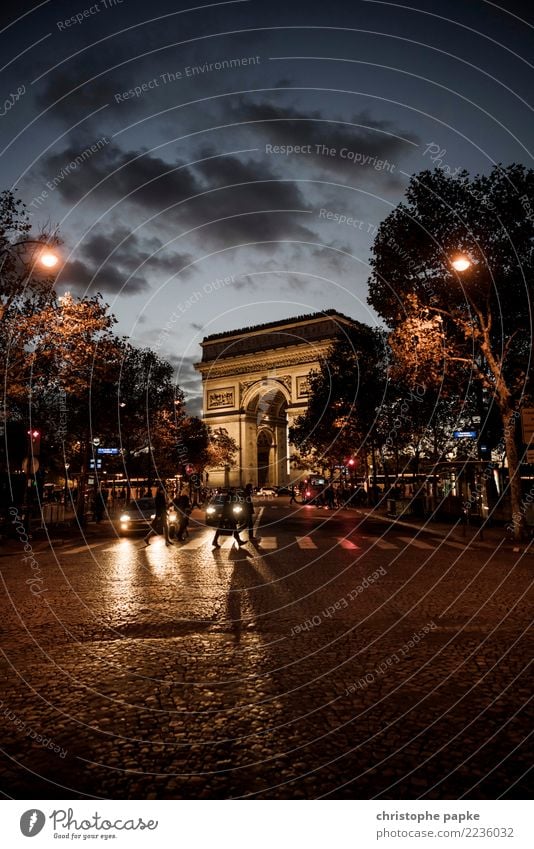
[0,500,532,799]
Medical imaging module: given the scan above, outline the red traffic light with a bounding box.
[347,458,355,466]
[27,429,41,454]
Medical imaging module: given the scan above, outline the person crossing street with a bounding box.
[144,486,173,547]
[212,489,246,548]
[243,483,255,540]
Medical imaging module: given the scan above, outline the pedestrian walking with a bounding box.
[93,488,107,523]
[243,484,255,540]
[324,485,335,510]
[174,493,191,541]
[212,490,246,548]
[144,486,172,546]
[289,485,297,505]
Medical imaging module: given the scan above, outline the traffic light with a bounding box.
[27,429,41,455]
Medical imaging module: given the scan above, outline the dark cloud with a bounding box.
[226,98,420,176]
[39,143,198,208]
[34,70,120,124]
[57,226,193,295]
[39,142,319,247]
[190,151,317,245]
[59,257,147,295]
[81,227,193,275]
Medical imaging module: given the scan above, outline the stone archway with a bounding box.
[195,311,357,487]
[244,383,289,487]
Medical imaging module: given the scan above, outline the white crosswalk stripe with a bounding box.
[257,537,277,549]
[296,536,318,549]
[373,539,398,550]
[397,536,434,550]
[336,537,360,550]
[432,537,467,550]
[62,542,108,555]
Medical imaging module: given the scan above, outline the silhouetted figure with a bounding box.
[212,490,245,548]
[93,488,107,523]
[243,484,255,539]
[174,494,191,541]
[144,487,172,546]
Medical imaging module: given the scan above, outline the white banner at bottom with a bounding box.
[3,799,530,848]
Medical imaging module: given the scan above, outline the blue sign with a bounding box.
[97,447,120,455]
[453,430,477,439]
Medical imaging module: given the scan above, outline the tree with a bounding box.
[368,165,534,538]
[206,427,238,470]
[32,292,124,519]
[117,345,184,487]
[289,323,388,475]
[1,190,59,406]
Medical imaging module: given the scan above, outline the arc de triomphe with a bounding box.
[195,310,355,487]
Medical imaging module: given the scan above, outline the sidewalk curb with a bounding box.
[358,509,534,554]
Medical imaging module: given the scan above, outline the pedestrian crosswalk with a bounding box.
[58,531,471,557]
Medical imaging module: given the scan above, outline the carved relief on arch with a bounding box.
[239,379,258,402]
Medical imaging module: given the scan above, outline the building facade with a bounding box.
[195,310,355,487]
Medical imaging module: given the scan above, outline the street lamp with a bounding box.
[451,255,472,272]
[0,239,60,268]
[39,249,59,268]
[0,240,61,324]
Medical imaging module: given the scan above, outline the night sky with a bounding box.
[1,0,533,412]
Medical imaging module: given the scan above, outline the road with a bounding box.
[0,498,532,799]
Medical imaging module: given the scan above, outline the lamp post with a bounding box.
[450,253,491,535]
[1,240,60,528]
[22,428,41,535]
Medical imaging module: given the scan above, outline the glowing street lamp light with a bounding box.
[39,249,59,268]
[451,255,472,272]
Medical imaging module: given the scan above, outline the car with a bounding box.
[205,493,245,527]
[276,487,292,496]
[117,498,178,537]
[256,486,277,497]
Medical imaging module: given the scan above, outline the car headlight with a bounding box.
[168,511,177,523]
[233,505,243,514]
[206,506,216,515]
[150,513,156,520]
[119,514,130,522]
